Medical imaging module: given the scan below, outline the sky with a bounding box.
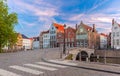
[7,0,120,37]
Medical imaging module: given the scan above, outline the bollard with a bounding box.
[79,53,81,61]
[86,57,89,62]
[97,55,99,62]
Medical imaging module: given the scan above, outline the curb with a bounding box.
[41,58,120,75]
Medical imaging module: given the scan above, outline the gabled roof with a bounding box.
[43,30,49,34]
[78,21,97,32]
[33,36,39,41]
[22,34,29,39]
[40,30,49,36]
[82,24,93,31]
[67,26,76,32]
[112,19,120,27]
[100,33,108,37]
[53,23,64,32]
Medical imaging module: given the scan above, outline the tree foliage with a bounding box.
[0,1,18,52]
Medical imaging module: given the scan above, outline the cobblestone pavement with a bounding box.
[0,48,119,76]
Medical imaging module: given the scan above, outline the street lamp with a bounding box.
[63,24,66,54]
[113,33,114,51]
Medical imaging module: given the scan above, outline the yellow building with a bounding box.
[15,33,23,50]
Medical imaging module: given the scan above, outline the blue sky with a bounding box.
[7,0,120,37]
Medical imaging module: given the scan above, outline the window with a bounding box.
[117,32,119,37]
[68,38,70,42]
[80,28,83,32]
[116,39,119,45]
[113,32,115,37]
[71,38,74,42]
[52,27,54,30]
[54,31,55,33]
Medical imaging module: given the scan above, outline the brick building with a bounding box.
[76,21,99,49]
[57,26,76,48]
[65,27,76,47]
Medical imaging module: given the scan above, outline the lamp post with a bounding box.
[113,33,114,51]
[63,24,66,54]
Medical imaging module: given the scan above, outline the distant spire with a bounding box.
[112,18,115,25]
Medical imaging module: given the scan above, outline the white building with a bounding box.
[49,23,57,48]
[22,34,33,50]
[33,37,40,49]
[100,33,108,49]
[111,19,120,49]
[42,30,50,48]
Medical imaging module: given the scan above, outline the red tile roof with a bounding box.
[43,30,49,33]
[40,30,49,36]
[67,27,76,32]
[100,33,108,37]
[53,23,64,32]
[29,38,33,40]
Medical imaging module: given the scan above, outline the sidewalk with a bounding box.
[76,61,120,73]
[43,58,120,75]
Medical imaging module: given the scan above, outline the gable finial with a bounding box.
[112,18,115,25]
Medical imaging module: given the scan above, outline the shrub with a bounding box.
[65,54,73,60]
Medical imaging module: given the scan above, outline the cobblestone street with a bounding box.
[0,49,119,76]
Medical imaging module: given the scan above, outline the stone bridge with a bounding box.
[69,48,95,61]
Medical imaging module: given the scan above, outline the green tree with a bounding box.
[0,1,18,52]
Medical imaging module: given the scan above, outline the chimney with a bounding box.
[76,24,77,31]
[92,24,96,32]
[112,18,114,25]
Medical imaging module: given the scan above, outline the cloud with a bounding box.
[64,13,115,34]
[69,14,84,21]
[12,0,58,16]
[8,0,120,37]
[20,20,37,27]
[91,17,111,23]
[8,0,59,34]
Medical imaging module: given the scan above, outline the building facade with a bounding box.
[76,21,99,49]
[65,27,76,47]
[49,23,64,48]
[39,32,43,49]
[15,33,23,50]
[33,37,40,49]
[56,29,64,47]
[99,33,108,49]
[111,19,120,49]
[22,34,33,50]
[42,30,50,48]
